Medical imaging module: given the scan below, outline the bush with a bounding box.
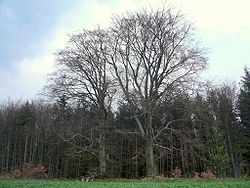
[0,173,12,179]
[12,169,22,178]
[0,168,22,179]
[192,172,200,179]
[200,171,215,179]
[171,167,182,178]
[153,175,167,181]
[24,164,47,179]
[7,164,48,179]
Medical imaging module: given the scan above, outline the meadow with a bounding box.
[0,179,250,188]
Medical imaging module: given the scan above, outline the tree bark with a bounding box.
[23,133,29,172]
[145,131,157,176]
[145,115,157,176]
[6,137,10,172]
[28,135,33,164]
[226,127,239,178]
[99,132,106,176]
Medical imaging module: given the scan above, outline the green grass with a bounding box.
[0,179,250,188]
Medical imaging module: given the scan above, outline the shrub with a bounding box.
[192,172,200,179]
[171,167,182,178]
[24,164,47,179]
[153,175,167,181]
[0,173,12,179]
[12,169,22,178]
[200,171,215,179]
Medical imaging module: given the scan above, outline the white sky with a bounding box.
[0,0,250,101]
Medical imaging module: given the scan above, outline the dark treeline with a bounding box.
[0,78,249,178]
[1,5,250,179]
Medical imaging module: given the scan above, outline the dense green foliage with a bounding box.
[1,179,250,188]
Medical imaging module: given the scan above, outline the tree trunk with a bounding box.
[99,132,106,176]
[28,135,33,164]
[23,133,29,172]
[1,143,4,173]
[11,139,17,171]
[6,137,10,172]
[226,127,239,178]
[56,146,60,177]
[145,130,157,176]
[145,115,157,176]
[31,133,38,165]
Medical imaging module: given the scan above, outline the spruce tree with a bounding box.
[238,67,250,173]
[239,67,250,129]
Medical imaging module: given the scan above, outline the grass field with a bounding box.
[0,179,250,188]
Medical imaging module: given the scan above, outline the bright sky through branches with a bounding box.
[0,0,249,101]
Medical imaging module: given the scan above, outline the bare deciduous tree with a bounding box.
[46,29,115,176]
[106,7,207,176]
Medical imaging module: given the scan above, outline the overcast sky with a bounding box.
[0,0,249,101]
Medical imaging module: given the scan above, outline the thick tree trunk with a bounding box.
[145,115,157,176]
[135,114,157,176]
[99,132,106,176]
[145,131,157,176]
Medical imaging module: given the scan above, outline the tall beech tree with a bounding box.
[46,29,115,176]
[106,7,207,175]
